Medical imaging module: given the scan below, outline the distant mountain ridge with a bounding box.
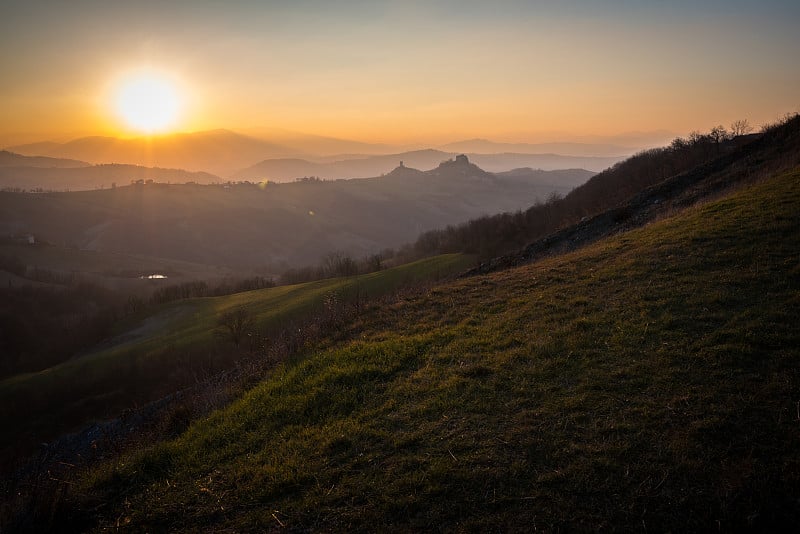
[0,163,221,191]
[237,149,620,182]
[0,156,594,268]
[237,149,454,182]
[8,130,630,179]
[0,149,224,191]
[8,130,301,176]
[0,145,601,191]
[0,150,89,169]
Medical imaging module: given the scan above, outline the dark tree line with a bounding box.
[405,122,761,261]
[0,275,278,379]
[0,283,123,379]
[0,255,77,285]
[281,251,385,285]
[150,276,276,305]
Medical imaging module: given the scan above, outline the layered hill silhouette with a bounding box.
[234,149,452,182]
[1,145,613,191]
[237,149,621,181]
[0,156,592,268]
[0,157,222,192]
[0,150,88,169]
[8,130,299,176]
[7,130,628,181]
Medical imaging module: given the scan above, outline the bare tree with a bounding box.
[322,251,358,277]
[217,307,254,348]
[688,130,710,146]
[730,119,753,137]
[708,125,729,144]
[708,125,730,153]
[364,253,383,273]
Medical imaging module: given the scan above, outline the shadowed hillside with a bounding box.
[0,254,472,468]
[40,165,800,532]
[412,116,800,261]
[4,119,799,531]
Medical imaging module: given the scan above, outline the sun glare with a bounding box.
[115,73,181,133]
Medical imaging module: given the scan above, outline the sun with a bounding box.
[115,72,181,133]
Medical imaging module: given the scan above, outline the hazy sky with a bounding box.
[1,0,798,144]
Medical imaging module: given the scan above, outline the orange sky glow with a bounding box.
[1,1,798,146]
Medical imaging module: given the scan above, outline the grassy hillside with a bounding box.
[62,168,800,531]
[0,254,472,464]
[414,115,800,263]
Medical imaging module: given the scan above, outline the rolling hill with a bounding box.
[4,117,799,531]
[236,149,620,182]
[48,165,800,532]
[7,130,629,181]
[410,116,800,263]
[8,130,300,176]
[1,146,604,190]
[0,160,222,192]
[0,150,88,169]
[0,254,473,467]
[234,149,453,181]
[0,157,593,268]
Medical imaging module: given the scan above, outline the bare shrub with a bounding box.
[730,119,753,137]
[216,307,254,348]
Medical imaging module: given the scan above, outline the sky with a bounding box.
[1,0,798,145]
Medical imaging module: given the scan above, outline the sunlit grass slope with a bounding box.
[78,170,799,531]
[0,254,472,458]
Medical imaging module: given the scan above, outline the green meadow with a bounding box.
[0,253,473,460]
[68,170,800,531]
